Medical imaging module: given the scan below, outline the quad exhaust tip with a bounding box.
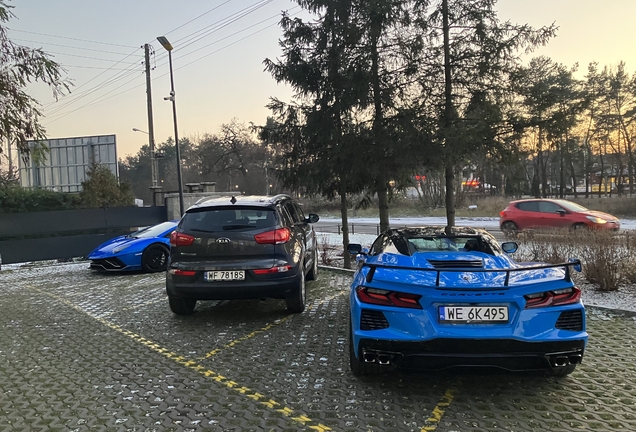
[552,353,582,367]
[362,350,397,366]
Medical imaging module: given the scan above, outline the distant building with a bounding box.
[18,134,118,192]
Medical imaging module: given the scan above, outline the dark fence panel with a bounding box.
[0,206,168,265]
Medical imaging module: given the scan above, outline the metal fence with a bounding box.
[0,206,167,265]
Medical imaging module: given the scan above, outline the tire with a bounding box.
[285,262,306,313]
[306,248,318,281]
[142,244,169,272]
[501,221,519,238]
[168,293,197,315]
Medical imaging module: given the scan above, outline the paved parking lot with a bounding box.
[1,263,636,431]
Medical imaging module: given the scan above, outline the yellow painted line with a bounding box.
[420,380,460,432]
[27,286,332,431]
[198,316,291,360]
[198,290,347,360]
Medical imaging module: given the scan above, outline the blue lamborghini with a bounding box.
[88,220,178,272]
[347,226,587,377]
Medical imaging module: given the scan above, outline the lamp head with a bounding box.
[156,36,173,51]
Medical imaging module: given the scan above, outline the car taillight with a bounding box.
[170,231,195,247]
[253,265,292,275]
[524,287,581,309]
[500,210,506,217]
[356,286,422,309]
[169,269,196,276]
[254,228,291,244]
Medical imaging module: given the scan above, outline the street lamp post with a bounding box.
[157,35,185,217]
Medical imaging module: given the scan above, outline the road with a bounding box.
[314,219,506,240]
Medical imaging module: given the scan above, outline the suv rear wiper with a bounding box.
[189,228,216,233]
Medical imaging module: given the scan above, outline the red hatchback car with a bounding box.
[499,198,620,233]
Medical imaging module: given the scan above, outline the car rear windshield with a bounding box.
[376,235,495,255]
[180,207,277,232]
[407,236,483,253]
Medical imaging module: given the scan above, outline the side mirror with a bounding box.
[556,209,567,216]
[306,213,320,223]
[348,243,363,254]
[501,241,518,254]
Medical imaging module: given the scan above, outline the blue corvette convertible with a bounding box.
[347,226,587,377]
[88,220,178,272]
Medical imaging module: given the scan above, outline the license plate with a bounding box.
[205,270,245,281]
[439,306,508,323]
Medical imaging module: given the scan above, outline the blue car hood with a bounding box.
[88,236,140,258]
[363,252,568,288]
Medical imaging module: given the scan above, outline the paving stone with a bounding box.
[1,262,635,431]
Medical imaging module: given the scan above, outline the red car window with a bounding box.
[538,202,563,213]
[517,201,539,212]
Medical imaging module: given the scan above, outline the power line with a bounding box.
[174,7,297,69]
[176,0,275,52]
[41,16,283,126]
[13,38,135,56]
[43,49,142,106]
[177,18,284,71]
[45,66,141,116]
[164,0,236,37]
[42,50,139,64]
[150,0,276,65]
[8,27,139,49]
[42,1,298,125]
[61,65,138,71]
[45,70,146,123]
[53,12,293,121]
[44,47,144,113]
[43,1,272,117]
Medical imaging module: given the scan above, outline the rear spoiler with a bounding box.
[361,259,582,287]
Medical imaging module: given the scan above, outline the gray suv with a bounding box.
[166,194,319,315]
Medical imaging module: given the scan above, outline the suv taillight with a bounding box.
[254,228,291,244]
[170,231,195,247]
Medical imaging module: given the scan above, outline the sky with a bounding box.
[3,0,636,163]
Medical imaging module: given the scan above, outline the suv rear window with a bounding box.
[180,208,277,232]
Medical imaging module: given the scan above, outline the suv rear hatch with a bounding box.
[172,206,281,270]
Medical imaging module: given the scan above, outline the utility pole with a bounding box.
[144,44,158,190]
[265,164,269,195]
[7,133,12,174]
